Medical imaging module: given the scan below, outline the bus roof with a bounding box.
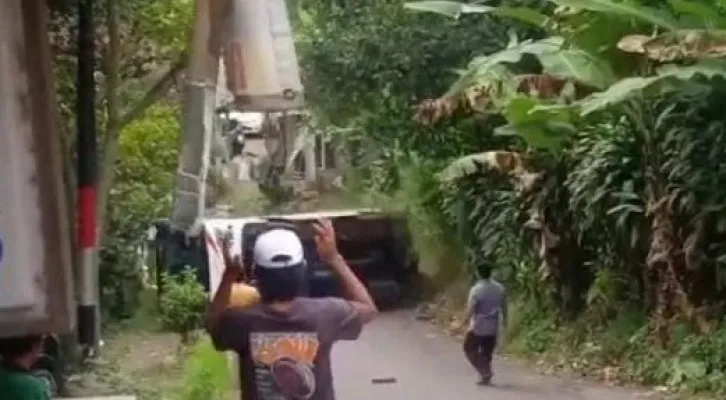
[264,208,381,220]
[203,208,382,228]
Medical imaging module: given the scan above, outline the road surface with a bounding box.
[332,310,667,400]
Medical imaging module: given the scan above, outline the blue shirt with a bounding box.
[467,279,507,336]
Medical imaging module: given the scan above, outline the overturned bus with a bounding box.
[147,209,420,307]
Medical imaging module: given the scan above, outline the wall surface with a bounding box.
[0,0,74,337]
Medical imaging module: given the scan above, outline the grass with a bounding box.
[174,338,231,400]
[500,297,726,399]
[67,333,230,400]
[67,290,231,400]
[421,274,726,400]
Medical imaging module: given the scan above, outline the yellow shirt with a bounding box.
[228,283,261,308]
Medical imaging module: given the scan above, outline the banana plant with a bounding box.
[406,0,726,152]
[408,0,726,337]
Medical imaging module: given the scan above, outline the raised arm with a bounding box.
[313,219,378,324]
[204,235,251,352]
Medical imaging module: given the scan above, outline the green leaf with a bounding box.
[404,1,495,18]
[493,124,520,137]
[550,0,681,31]
[438,151,500,181]
[503,96,544,123]
[669,0,726,29]
[577,76,661,115]
[669,359,707,386]
[494,6,553,28]
[537,49,617,89]
[449,37,565,96]
[501,97,573,152]
[577,60,726,115]
[655,59,726,79]
[515,123,571,152]
[446,63,515,97]
[472,37,565,68]
[439,153,488,181]
[297,6,316,29]
[606,203,643,215]
[504,96,573,125]
[404,1,553,28]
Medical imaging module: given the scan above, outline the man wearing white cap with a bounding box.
[205,219,378,400]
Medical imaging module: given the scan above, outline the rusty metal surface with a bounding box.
[223,0,305,111]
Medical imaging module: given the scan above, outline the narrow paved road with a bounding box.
[332,310,668,400]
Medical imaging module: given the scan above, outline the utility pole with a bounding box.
[76,0,99,356]
[170,0,223,233]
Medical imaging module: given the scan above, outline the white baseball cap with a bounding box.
[253,229,305,268]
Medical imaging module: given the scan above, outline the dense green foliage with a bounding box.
[296,0,726,394]
[101,104,181,319]
[295,0,521,159]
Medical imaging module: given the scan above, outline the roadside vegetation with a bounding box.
[48,0,726,398]
[66,281,228,400]
[294,0,726,397]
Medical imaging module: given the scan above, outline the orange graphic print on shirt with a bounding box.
[250,332,320,400]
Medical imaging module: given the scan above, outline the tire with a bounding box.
[368,280,403,310]
[31,368,59,398]
[400,268,424,305]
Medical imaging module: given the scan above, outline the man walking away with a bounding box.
[0,334,51,400]
[205,219,378,400]
[461,260,507,386]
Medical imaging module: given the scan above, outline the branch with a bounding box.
[105,0,121,136]
[113,53,188,132]
[96,51,188,248]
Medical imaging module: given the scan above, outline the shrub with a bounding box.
[159,268,208,343]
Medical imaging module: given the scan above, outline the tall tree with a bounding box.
[48,0,194,320]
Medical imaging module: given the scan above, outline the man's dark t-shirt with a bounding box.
[210,297,363,400]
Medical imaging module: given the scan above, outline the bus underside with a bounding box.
[150,212,420,308]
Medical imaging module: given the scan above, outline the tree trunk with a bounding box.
[646,175,710,348]
[626,104,709,347]
[96,57,187,249]
[96,0,120,251]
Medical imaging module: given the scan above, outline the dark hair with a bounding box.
[475,260,493,280]
[0,334,44,360]
[256,262,308,302]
